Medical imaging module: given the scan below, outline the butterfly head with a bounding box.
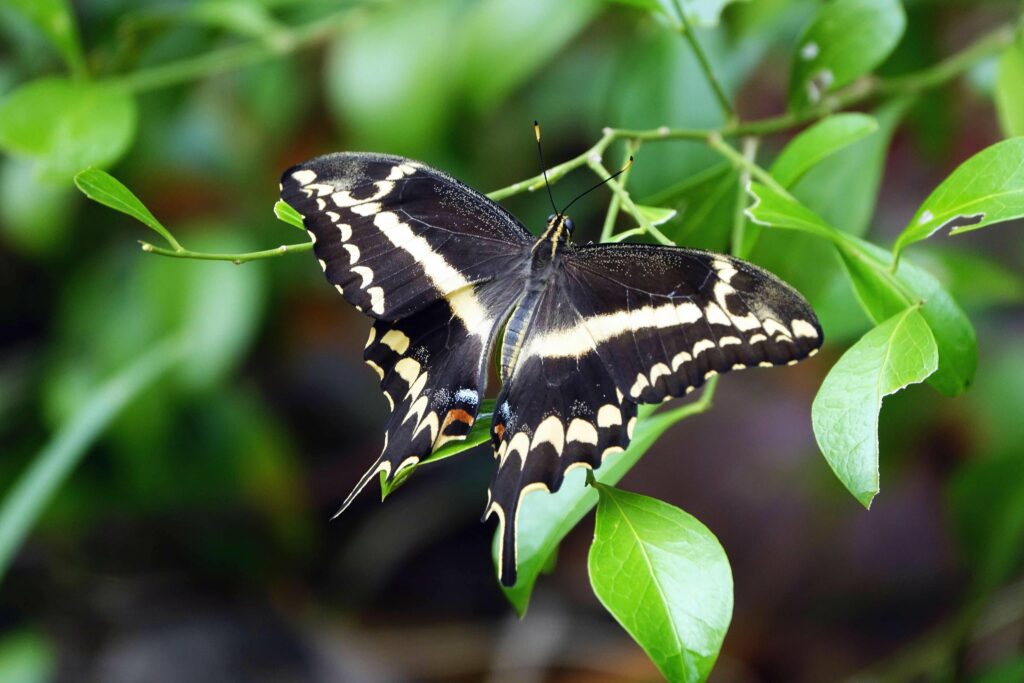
[546,213,575,242]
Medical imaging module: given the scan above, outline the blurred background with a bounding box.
[2,0,1023,681]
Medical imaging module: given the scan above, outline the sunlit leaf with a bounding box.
[635,204,678,226]
[74,168,178,248]
[0,78,137,179]
[589,482,732,683]
[744,181,838,242]
[893,138,1024,260]
[812,308,937,507]
[788,0,906,110]
[770,113,878,188]
[273,199,305,231]
[995,38,1024,138]
[498,391,715,615]
[0,631,55,683]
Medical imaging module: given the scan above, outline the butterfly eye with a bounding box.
[547,213,557,223]
[564,217,575,233]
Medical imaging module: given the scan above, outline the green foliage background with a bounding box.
[1,0,1023,681]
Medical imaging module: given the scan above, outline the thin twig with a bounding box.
[731,137,759,258]
[140,240,312,263]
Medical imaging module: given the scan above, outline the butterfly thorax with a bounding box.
[500,215,573,381]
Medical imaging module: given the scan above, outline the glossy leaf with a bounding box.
[648,163,736,252]
[273,199,305,231]
[744,181,838,242]
[0,78,137,179]
[74,168,178,248]
[812,308,937,507]
[995,38,1024,138]
[498,390,716,615]
[6,0,85,76]
[635,204,679,227]
[788,0,906,110]
[770,113,878,188]
[589,482,732,683]
[893,138,1024,260]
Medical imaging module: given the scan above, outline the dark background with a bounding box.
[1,1,1023,681]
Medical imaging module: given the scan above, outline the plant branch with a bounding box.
[672,0,735,123]
[731,137,758,258]
[110,6,369,93]
[140,240,312,263]
[707,133,789,198]
[600,140,640,241]
[587,157,673,246]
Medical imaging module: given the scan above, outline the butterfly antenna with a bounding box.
[560,155,634,215]
[534,121,559,215]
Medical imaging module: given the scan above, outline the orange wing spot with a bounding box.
[441,408,475,434]
[494,422,505,441]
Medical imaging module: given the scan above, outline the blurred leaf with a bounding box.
[0,631,55,683]
[74,168,179,248]
[893,138,1024,260]
[788,0,905,110]
[791,98,907,236]
[274,199,305,230]
[589,482,732,683]
[635,204,678,226]
[0,157,75,256]
[949,452,1024,593]
[646,163,735,251]
[130,1,284,39]
[606,0,746,28]
[812,308,937,507]
[911,247,1024,310]
[770,113,878,188]
[0,336,189,579]
[0,78,137,179]
[458,0,598,113]
[5,0,85,76]
[970,657,1024,683]
[325,1,456,157]
[498,391,715,615]
[995,38,1024,138]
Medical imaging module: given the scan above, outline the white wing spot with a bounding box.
[291,170,316,184]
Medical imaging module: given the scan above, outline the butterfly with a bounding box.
[280,144,823,587]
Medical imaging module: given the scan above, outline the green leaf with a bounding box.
[5,0,86,76]
[770,113,878,188]
[0,631,55,683]
[498,391,715,615]
[913,247,1024,311]
[646,163,736,252]
[812,308,938,507]
[457,0,598,113]
[273,199,305,231]
[0,78,137,179]
[838,238,977,396]
[605,0,746,28]
[0,337,189,579]
[74,168,180,249]
[790,94,908,238]
[744,181,839,242]
[970,657,1024,683]
[635,204,679,226]
[788,0,906,111]
[995,38,1024,138]
[589,483,732,683]
[893,138,1024,260]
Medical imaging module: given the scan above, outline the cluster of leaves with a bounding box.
[2,0,1024,681]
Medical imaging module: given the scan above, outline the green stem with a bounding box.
[587,158,673,246]
[0,336,190,579]
[672,0,735,123]
[731,137,758,258]
[140,240,312,263]
[707,133,789,198]
[600,140,640,242]
[110,7,368,93]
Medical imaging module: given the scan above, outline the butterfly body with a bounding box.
[280,151,823,586]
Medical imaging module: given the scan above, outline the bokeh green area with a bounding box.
[1,0,1023,681]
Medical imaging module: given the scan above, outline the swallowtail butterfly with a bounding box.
[280,146,822,586]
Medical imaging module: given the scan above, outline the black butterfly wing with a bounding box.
[280,153,533,512]
[280,152,533,320]
[487,243,822,586]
